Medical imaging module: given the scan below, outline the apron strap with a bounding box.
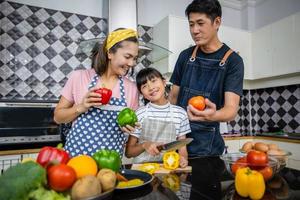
[189,45,199,62]
[219,49,234,66]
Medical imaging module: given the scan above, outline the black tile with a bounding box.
[60,48,72,61]
[24,75,39,87]
[10,59,23,72]
[287,95,298,105]
[7,27,24,40]
[7,11,24,25]
[90,25,102,37]
[242,98,249,106]
[243,90,249,96]
[75,22,88,34]
[45,8,57,16]
[59,63,72,75]
[27,5,41,13]
[141,33,151,43]
[251,98,255,106]
[265,87,274,95]
[257,97,264,106]
[25,60,40,73]
[250,90,256,96]
[9,2,23,9]
[257,88,264,95]
[59,77,68,86]
[77,14,87,21]
[276,96,285,106]
[26,30,41,43]
[26,45,41,57]
[43,46,57,59]
[257,108,264,116]
[258,119,265,127]
[251,108,256,116]
[0,60,3,67]
[288,107,298,118]
[43,62,57,74]
[0,44,4,51]
[75,64,86,70]
[244,119,250,127]
[267,119,275,128]
[266,107,275,117]
[276,86,285,94]
[7,43,23,55]
[62,12,73,19]
[43,76,56,87]
[25,90,39,99]
[243,109,249,117]
[141,57,152,67]
[288,119,299,130]
[238,119,243,127]
[44,32,57,45]
[91,17,101,23]
[60,34,73,46]
[44,17,58,30]
[238,109,242,116]
[287,85,297,93]
[60,20,73,33]
[277,107,286,117]
[75,54,88,62]
[26,14,41,28]
[266,96,275,106]
[0,12,4,20]
[6,74,21,85]
[278,119,287,128]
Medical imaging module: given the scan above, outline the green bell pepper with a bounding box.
[92,149,121,172]
[117,108,138,127]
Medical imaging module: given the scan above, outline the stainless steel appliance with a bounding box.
[0,101,62,150]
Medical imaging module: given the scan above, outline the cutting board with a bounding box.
[131,163,192,174]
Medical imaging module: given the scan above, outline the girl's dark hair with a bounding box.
[91,28,138,76]
[185,0,222,23]
[136,67,165,94]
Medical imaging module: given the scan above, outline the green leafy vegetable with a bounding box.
[28,186,70,200]
[0,161,46,200]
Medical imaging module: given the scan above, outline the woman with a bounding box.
[54,28,139,157]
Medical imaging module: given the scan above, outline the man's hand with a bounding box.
[187,98,216,122]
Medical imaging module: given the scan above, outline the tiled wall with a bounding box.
[228,84,300,134]
[0,0,152,101]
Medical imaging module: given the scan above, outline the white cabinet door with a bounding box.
[271,16,296,76]
[219,26,252,80]
[225,140,240,153]
[293,12,300,74]
[252,25,273,79]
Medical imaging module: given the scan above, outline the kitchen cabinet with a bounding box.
[152,15,194,76]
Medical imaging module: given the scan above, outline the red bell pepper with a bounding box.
[36,144,70,167]
[95,88,112,104]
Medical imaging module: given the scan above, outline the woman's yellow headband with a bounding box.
[106,29,138,51]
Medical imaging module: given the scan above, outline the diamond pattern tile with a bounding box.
[0,1,107,101]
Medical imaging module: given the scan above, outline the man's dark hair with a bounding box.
[185,0,222,22]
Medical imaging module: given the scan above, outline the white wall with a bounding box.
[8,0,105,18]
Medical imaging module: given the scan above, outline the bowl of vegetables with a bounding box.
[221,151,279,181]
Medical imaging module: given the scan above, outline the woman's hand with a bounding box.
[187,98,216,122]
[142,141,163,156]
[77,87,103,114]
[120,122,141,134]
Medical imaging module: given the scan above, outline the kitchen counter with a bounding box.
[112,156,300,200]
[223,135,300,144]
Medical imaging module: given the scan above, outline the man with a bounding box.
[169,0,244,156]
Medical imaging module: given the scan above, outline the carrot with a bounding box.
[116,173,128,182]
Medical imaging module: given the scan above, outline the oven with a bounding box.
[0,101,63,150]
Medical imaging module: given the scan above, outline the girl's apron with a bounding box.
[65,74,127,157]
[177,45,233,156]
[133,103,177,163]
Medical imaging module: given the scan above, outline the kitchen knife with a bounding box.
[157,138,193,152]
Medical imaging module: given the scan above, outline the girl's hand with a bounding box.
[120,122,141,134]
[77,88,103,113]
[179,156,188,168]
[142,141,162,156]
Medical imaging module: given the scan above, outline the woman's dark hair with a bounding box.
[92,28,138,76]
[136,67,165,94]
[185,0,222,23]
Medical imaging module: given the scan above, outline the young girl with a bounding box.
[125,67,190,167]
[54,28,139,157]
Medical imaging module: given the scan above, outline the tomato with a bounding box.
[258,166,273,181]
[231,156,247,174]
[47,164,77,192]
[188,96,205,111]
[247,150,268,168]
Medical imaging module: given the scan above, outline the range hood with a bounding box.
[75,0,171,62]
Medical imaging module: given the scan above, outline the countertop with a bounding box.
[112,156,300,200]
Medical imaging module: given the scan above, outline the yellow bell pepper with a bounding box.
[235,167,265,200]
[163,174,180,191]
[163,151,180,170]
[139,163,160,174]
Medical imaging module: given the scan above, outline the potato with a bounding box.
[97,168,116,192]
[268,143,279,150]
[241,141,254,152]
[267,149,285,156]
[71,175,101,200]
[254,142,269,152]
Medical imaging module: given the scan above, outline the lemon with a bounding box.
[67,155,98,178]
